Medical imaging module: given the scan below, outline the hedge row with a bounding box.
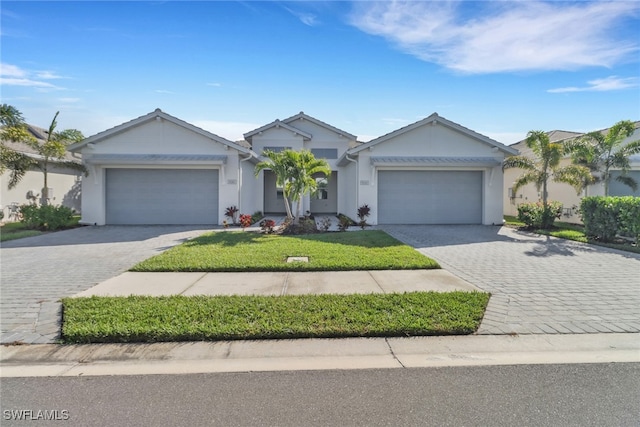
[580,196,640,242]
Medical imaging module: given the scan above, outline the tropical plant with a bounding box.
[503,131,593,227]
[255,150,295,220]
[259,219,276,234]
[239,214,253,229]
[357,204,371,229]
[516,201,563,229]
[318,216,332,232]
[224,205,239,224]
[566,120,640,196]
[255,149,331,223]
[0,104,37,189]
[0,106,88,205]
[19,204,74,231]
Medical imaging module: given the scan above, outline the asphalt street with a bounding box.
[2,363,639,427]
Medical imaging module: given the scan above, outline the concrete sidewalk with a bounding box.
[73,269,481,297]
[1,333,638,377]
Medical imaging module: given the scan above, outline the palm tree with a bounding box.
[285,149,331,221]
[0,107,87,205]
[38,112,87,204]
[255,149,331,222]
[566,120,640,196]
[255,149,296,220]
[0,104,37,188]
[503,130,593,209]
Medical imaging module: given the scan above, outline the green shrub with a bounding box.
[516,201,562,229]
[251,211,264,224]
[581,196,640,242]
[19,204,75,231]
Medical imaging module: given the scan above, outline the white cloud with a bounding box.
[349,1,639,73]
[0,63,65,89]
[0,63,26,78]
[547,76,639,93]
[35,70,66,80]
[206,82,222,87]
[154,89,175,94]
[0,77,59,89]
[285,7,318,26]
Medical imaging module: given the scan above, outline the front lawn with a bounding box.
[0,216,81,242]
[131,230,440,272]
[61,292,489,343]
[0,221,43,242]
[504,216,639,254]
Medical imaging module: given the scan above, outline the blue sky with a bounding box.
[1,1,639,144]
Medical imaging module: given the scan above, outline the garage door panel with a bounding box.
[378,171,482,224]
[106,169,218,225]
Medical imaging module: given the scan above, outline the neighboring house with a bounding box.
[69,109,517,226]
[503,122,640,223]
[1,124,83,217]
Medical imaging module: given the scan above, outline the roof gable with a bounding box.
[282,112,357,141]
[68,109,251,154]
[243,119,312,143]
[349,113,518,156]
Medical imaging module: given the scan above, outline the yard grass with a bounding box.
[61,292,490,343]
[0,216,81,242]
[504,215,639,254]
[0,221,43,242]
[131,230,440,272]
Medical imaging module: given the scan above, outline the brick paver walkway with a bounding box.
[1,226,211,344]
[381,225,640,335]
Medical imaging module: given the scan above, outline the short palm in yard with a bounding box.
[131,230,440,272]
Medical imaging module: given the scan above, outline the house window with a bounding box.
[311,148,338,159]
[263,146,290,154]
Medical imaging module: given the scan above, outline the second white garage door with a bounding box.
[377,170,482,224]
[106,169,219,225]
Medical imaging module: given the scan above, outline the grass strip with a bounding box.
[131,230,440,272]
[61,292,489,343]
[0,229,43,242]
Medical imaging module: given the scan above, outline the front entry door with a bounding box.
[310,171,337,214]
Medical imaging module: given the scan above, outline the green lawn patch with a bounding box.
[61,292,489,343]
[0,216,81,242]
[504,217,639,254]
[131,230,440,272]
[1,222,43,242]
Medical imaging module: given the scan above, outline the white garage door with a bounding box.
[106,169,218,225]
[378,171,482,224]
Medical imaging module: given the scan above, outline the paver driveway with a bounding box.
[381,225,640,335]
[1,226,211,344]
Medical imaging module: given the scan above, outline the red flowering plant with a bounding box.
[259,219,276,234]
[239,214,253,229]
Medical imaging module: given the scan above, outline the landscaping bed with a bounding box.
[131,230,440,272]
[504,216,639,254]
[61,292,490,343]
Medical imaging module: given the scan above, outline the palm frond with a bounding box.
[502,155,536,171]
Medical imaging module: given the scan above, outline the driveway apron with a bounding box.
[1,226,211,344]
[381,225,640,335]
